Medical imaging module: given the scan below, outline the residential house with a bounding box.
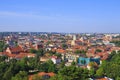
[6,46,23,54]
[65,53,79,62]
[40,56,50,62]
[0,46,36,60]
[51,56,61,64]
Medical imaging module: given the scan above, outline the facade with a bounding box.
[51,56,61,64]
[78,57,100,66]
[65,53,79,62]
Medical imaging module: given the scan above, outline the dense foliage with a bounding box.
[0,41,7,52]
[98,51,120,79]
[75,50,86,54]
[29,49,44,56]
[0,56,56,80]
[0,50,120,80]
[57,66,88,80]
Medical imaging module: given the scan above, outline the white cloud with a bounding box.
[0,11,56,20]
[0,11,81,22]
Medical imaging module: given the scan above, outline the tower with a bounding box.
[73,35,76,41]
[71,35,76,46]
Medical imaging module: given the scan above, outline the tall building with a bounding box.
[71,35,76,46]
[73,35,76,41]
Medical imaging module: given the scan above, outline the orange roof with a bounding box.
[15,53,35,59]
[38,72,46,76]
[3,52,16,57]
[87,48,96,54]
[9,46,23,52]
[56,49,66,53]
[97,78,108,80]
[0,52,35,59]
[111,47,120,51]
[47,72,55,77]
[29,72,55,80]
[15,53,27,58]
[29,75,33,80]
[73,45,86,50]
[38,72,55,77]
[97,52,109,60]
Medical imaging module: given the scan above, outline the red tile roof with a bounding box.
[56,49,66,53]
[29,72,55,80]
[96,78,108,80]
[38,72,55,77]
[6,46,23,53]
[0,52,35,59]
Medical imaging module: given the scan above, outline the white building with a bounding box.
[51,56,61,64]
[71,35,76,46]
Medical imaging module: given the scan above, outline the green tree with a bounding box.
[39,60,56,73]
[27,57,40,70]
[46,41,51,45]
[98,52,120,79]
[37,49,44,56]
[116,77,120,80]
[89,68,95,77]
[71,61,76,66]
[75,50,81,54]
[95,49,102,53]
[30,49,37,53]
[62,44,68,49]
[59,61,65,69]
[0,62,10,80]
[0,56,8,62]
[75,50,86,55]
[11,71,28,80]
[58,66,89,80]
[50,75,70,80]
[0,41,6,52]
[3,65,13,80]
[54,53,61,58]
[47,60,56,72]
[95,68,104,78]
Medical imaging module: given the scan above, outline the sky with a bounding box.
[0,0,120,33]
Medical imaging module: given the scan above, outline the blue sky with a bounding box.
[0,0,120,33]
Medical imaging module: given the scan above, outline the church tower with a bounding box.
[71,35,76,46]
